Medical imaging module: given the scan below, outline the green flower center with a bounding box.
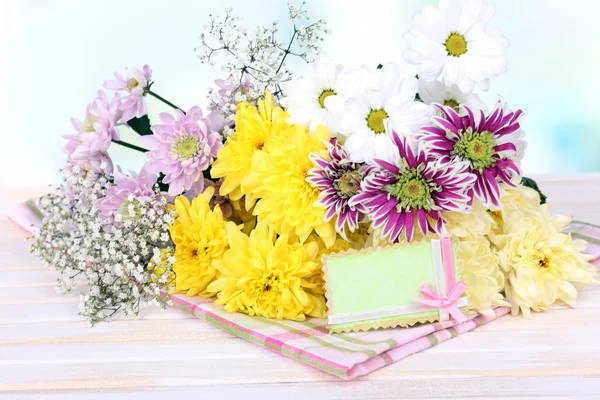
[318,89,336,108]
[334,170,362,198]
[173,136,201,161]
[366,108,389,134]
[445,33,467,57]
[384,166,435,210]
[128,78,140,90]
[452,128,496,171]
[443,98,460,112]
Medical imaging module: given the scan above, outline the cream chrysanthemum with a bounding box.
[170,186,235,297]
[491,204,597,317]
[242,124,336,247]
[210,91,289,208]
[458,234,508,316]
[489,185,542,233]
[208,223,327,320]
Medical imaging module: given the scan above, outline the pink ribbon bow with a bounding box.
[416,282,468,324]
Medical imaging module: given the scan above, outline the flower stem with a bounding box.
[112,140,148,153]
[147,89,185,113]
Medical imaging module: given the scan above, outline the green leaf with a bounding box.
[521,176,547,204]
[376,64,383,69]
[127,115,153,136]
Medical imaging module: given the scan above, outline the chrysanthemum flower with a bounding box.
[418,80,487,114]
[140,106,222,197]
[307,140,367,239]
[417,103,524,207]
[97,167,157,218]
[458,234,508,317]
[211,92,289,208]
[403,0,509,93]
[63,90,122,174]
[281,52,353,135]
[169,186,235,297]
[337,63,432,163]
[104,64,152,122]
[350,131,475,242]
[491,204,597,317]
[207,223,327,320]
[242,125,337,248]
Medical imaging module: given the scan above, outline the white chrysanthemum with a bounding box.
[337,63,433,163]
[403,0,509,94]
[280,52,354,136]
[418,80,487,114]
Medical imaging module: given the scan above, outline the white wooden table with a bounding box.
[1,174,600,399]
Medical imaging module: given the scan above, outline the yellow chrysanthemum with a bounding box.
[210,91,289,207]
[458,234,508,317]
[242,124,336,248]
[208,223,327,320]
[229,197,257,235]
[491,204,597,317]
[170,186,235,297]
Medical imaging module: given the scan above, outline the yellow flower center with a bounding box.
[445,33,467,57]
[173,136,201,161]
[128,78,140,90]
[366,108,389,134]
[318,89,336,109]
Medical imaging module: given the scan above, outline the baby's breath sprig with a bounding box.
[195,1,329,136]
[29,163,176,325]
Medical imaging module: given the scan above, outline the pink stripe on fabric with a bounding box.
[7,203,36,235]
[169,294,350,373]
[270,327,329,342]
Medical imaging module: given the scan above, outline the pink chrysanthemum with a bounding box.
[350,132,475,242]
[97,167,157,218]
[104,64,152,122]
[417,103,524,207]
[62,90,122,173]
[307,140,367,238]
[139,106,223,197]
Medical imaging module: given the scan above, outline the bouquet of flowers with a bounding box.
[29,0,597,329]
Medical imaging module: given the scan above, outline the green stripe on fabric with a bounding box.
[171,300,348,376]
[448,327,458,338]
[25,199,44,220]
[258,316,378,357]
[300,319,398,349]
[381,352,393,366]
[425,333,438,346]
[572,232,600,245]
[572,220,600,230]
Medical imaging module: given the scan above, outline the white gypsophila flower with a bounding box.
[418,79,487,114]
[337,63,433,163]
[29,163,176,325]
[403,0,509,94]
[197,1,330,117]
[280,52,355,135]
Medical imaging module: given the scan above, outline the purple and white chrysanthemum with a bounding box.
[104,64,152,122]
[139,106,223,197]
[62,90,122,174]
[97,167,157,219]
[350,132,475,243]
[417,102,524,207]
[307,140,367,238]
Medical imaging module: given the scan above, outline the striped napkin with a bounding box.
[8,200,600,379]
